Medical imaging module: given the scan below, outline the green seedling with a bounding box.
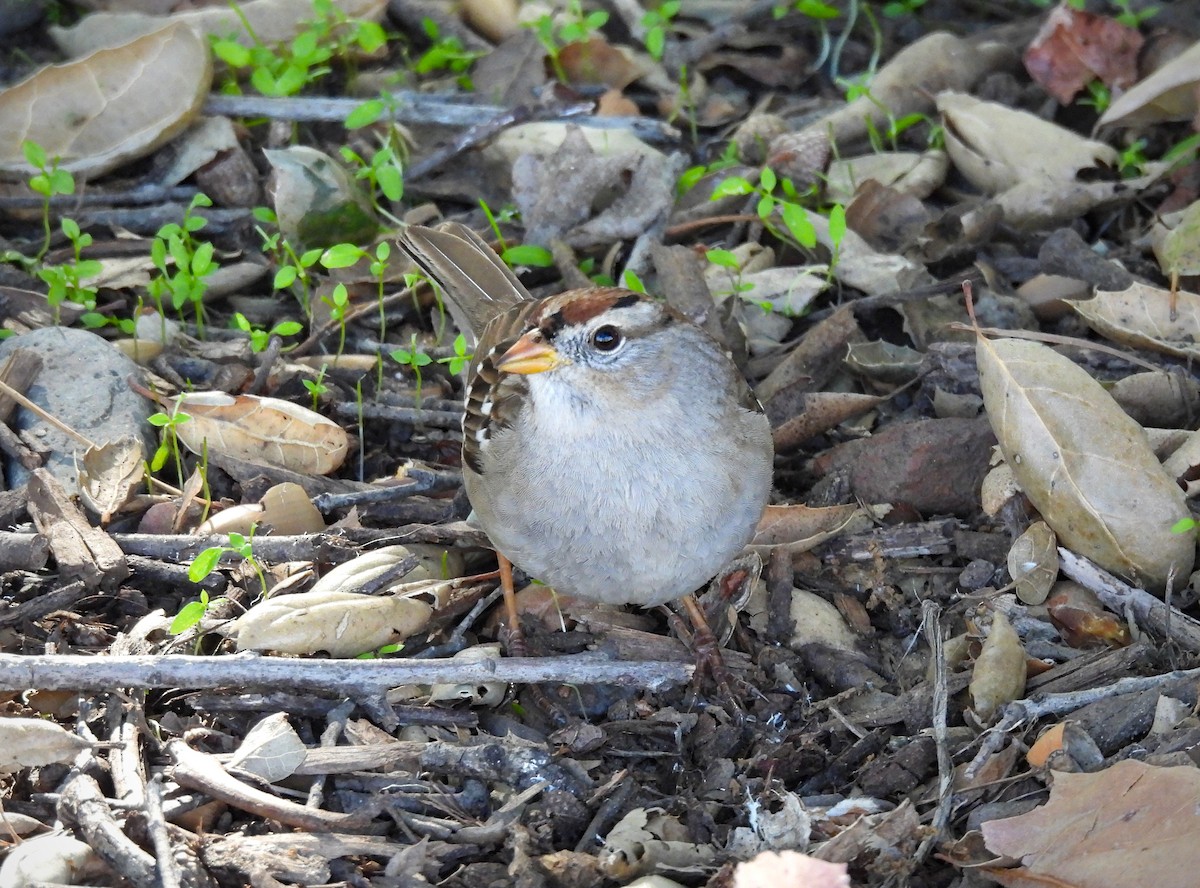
[232,312,304,353]
[147,405,192,488]
[641,1,680,61]
[412,17,483,87]
[773,0,839,19]
[38,218,102,325]
[22,140,75,261]
[391,333,433,405]
[148,193,218,334]
[303,364,330,411]
[213,0,386,97]
[323,282,350,356]
[188,525,269,597]
[356,642,404,659]
[437,333,472,375]
[527,0,609,83]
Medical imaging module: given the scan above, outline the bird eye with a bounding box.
[591,325,622,352]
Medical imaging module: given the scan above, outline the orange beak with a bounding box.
[496,331,566,375]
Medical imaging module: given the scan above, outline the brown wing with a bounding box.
[397,222,534,338]
[460,300,542,475]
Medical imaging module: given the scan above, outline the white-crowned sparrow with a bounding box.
[397,222,773,637]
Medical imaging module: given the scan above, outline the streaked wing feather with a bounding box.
[397,223,532,337]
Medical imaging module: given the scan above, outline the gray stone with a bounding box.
[0,327,156,490]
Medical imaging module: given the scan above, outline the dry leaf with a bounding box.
[0,833,101,886]
[1045,580,1131,648]
[1098,39,1200,129]
[983,760,1200,888]
[1156,200,1200,281]
[558,37,644,89]
[172,391,349,475]
[1071,283,1200,361]
[750,503,861,552]
[77,434,145,524]
[308,545,462,594]
[976,336,1193,591]
[0,23,211,179]
[969,610,1026,721]
[598,808,717,881]
[1007,521,1058,605]
[233,588,432,657]
[49,0,386,57]
[428,645,506,706]
[825,150,949,204]
[1023,5,1142,104]
[225,712,306,783]
[0,718,90,772]
[938,92,1118,194]
[265,146,379,249]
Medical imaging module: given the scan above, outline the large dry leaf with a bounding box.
[1070,283,1200,360]
[172,392,349,476]
[233,588,432,657]
[976,337,1193,591]
[0,718,90,772]
[1098,38,1200,129]
[49,0,386,57]
[938,92,1117,194]
[0,23,211,179]
[983,760,1200,888]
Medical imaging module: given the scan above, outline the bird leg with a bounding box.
[497,553,528,657]
[677,592,735,694]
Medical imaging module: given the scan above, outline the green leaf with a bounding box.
[169,598,209,634]
[212,39,252,67]
[375,165,403,202]
[502,244,554,267]
[710,176,754,198]
[188,546,223,582]
[191,240,216,276]
[321,243,365,268]
[1172,517,1197,534]
[21,140,46,170]
[827,203,847,245]
[273,320,304,337]
[759,166,777,193]
[780,203,817,248]
[274,266,298,288]
[621,269,646,292]
[756,195,775,219]
[705,249,739,269]
[344,99,384,129]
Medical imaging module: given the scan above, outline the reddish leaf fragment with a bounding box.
[984,760,1200,888]
[1024,5,1143,104]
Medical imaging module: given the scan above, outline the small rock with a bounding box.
[0,328,155,490]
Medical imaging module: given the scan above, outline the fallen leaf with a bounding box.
[1024,5,1143,104]
[172,391,349,476]
[1070,283,1200,361]
[983,760,1200,888]
[0,718,90,772]
[1098,38,1200,129]
[233,588,432,657]
[976,336,1194,591]
[970,610,1026,721]
[0,23,211,179]
[1008,521,1059,605]
[49,0,385,57]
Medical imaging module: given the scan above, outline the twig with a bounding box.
[914,601,953,864]
[0,378,96,449]
[0,652,693,694]
[1058,548,1200,653]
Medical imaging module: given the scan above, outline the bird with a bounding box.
[397,222,773,662]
